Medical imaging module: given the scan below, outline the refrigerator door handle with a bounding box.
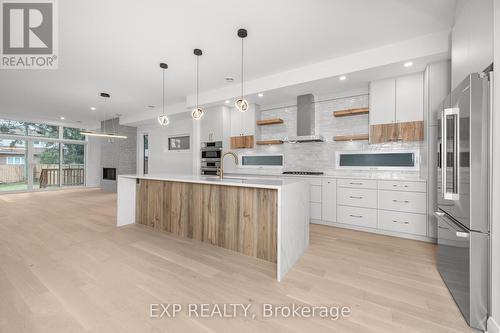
[443,107,460,201]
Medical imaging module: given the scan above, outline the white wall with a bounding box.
[489,2,500,332]
[85,135,101,187]
[136,113,195,175]
[451,0,494,89]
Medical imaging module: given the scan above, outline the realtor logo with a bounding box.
[1,0,58,69]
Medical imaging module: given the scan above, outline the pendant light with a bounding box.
[80,93,128,139]
[192,49,205,120]
[235,28,249,112]
[157,62,170,126]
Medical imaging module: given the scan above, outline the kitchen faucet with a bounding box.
[218,151,238,179]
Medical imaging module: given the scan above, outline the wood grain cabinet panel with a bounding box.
[370,121,424,143]
[230,135,254,149]
[136,179,277,263]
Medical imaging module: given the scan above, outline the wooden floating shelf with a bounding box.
[256,118,284,126]
[333,134,369,142]
[256,140,284,145]
[333,108,369,117]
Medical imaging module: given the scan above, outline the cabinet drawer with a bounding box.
[337,205,377,228]
[378,210,427,236]
[378,190,426,214]
[337,188,377,208]
[310,202,321,220]
[378,180,426,193]
[310,185,322,203]
[338,178,377,189]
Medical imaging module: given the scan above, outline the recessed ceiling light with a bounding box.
[60,116,65,120]
[404,61,413,68]
[258,93,264,97]
[225,77,235,82]
[90,107,96,111]
[225,100,230,104]
[339,76,347,81]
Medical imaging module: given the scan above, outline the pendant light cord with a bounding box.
[240,38,244,99]
[162,69,166,116]
[196,56,199,108]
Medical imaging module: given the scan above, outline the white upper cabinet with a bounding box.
[369,78,396,125]
[230,104,256,137]
[395,73,424,123]
[369,73,424,125]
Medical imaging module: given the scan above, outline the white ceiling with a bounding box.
[0,0,457,125]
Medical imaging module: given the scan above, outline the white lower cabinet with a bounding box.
[378,190,426,214]
[377,210,427,236]
[337,206,377,228]
[310,202,322,220]
[321,178,336,222]
[337,187,377,209]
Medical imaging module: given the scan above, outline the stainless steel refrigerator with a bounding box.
[436,72,492,331]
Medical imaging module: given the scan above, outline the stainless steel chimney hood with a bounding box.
[286,94,324,143]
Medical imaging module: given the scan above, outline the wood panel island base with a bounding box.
[117,174,310,281]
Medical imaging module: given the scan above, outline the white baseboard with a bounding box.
[488,317,500,333]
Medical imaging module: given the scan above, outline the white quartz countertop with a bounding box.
[119,174,307,189]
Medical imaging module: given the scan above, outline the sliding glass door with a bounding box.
[0,139,28,192]
[62,143,85,186]
[32,141,60,189]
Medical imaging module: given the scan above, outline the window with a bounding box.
[240,155,284,168]
[168,135,190,151]
[0,119,28,136]
[336,151,419,171]
[63,127,86,141]
[27,123,59,138]
[6,156,25,165]
[0,119,59,138]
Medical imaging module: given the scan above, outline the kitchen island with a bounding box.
[116,174,310,281]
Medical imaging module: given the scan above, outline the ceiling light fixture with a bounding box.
[235,28,249,112]
[60,116,65,120]
[90,107,96,111]
[158,63,170,126]
[339,75,347,81]
[80,93,128,139]
[404,61,413,68]
[192,49,205,120]
[258,93,264,97]
[225,100,230,104]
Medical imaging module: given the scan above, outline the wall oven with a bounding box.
[201,141,222,175]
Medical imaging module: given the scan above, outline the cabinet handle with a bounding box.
[392,184,409,188]
[350,214,363,218]
[349,182,363,185]
[392,220,410,224]
[392,199,409,203]
[350,196,363,199]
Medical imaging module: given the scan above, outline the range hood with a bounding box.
[286,94,324,143]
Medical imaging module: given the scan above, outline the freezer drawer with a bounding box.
[436,212,488,331]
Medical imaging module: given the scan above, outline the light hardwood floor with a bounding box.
[0,189,474,333]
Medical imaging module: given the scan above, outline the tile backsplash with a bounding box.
[235,94,423,175]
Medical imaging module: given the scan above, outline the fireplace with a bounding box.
[103,168,116,181]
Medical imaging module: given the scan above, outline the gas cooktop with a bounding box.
[282,171,324,176]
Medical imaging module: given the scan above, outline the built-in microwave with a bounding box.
[201,150,221,159]
[201,141,222,159]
